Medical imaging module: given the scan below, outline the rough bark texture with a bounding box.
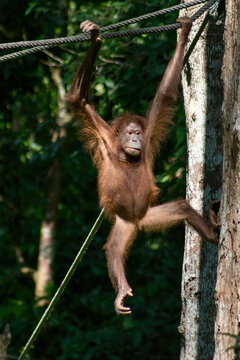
[213,1,240,359]
[179,4,223,360]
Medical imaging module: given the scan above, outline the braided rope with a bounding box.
[0,0,207,51]
[0,0,217,63]
[103,0,208,31]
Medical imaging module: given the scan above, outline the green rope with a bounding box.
[183,13,210,66]
[18,208,105,360]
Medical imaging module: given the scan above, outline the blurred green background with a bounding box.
[0,1,187,358]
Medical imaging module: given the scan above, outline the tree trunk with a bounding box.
[179,3,223,359]
[0,325,11,360]
[213,0,240,358]
[35,67,67,305]
[35,159,61,304]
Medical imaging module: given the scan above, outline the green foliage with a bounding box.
[0,0,186,359]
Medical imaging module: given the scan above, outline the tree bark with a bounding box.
[213,0,240,359]
[179,3,223,359]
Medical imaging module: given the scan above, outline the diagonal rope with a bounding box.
[0,0,217,63]
[18,208,105,360]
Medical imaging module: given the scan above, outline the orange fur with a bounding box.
[65,18,219,316]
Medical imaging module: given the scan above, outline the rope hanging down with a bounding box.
[0,0,217,63]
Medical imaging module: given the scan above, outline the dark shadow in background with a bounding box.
[197,5,225,360]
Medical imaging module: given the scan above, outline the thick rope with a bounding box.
[18,208,105,360]
[0,0,217,63]
[0,0,207,51]
[0,24,181,63]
